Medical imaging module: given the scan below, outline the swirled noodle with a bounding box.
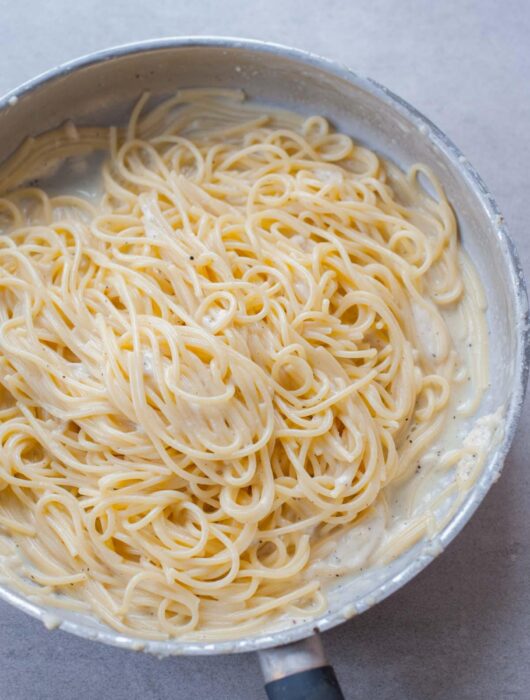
[0,89,488,639]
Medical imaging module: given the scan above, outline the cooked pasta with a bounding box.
[0,89,488,639]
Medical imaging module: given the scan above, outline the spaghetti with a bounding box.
[0,89,487,639]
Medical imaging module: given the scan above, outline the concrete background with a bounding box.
[0,1,529,698]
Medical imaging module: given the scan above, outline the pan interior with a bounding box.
[0,39,526,655]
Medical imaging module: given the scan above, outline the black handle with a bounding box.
[264,665,345,700]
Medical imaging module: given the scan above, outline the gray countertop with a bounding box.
[1,1,529,698]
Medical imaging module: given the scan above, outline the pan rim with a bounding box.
[0,35,528,656]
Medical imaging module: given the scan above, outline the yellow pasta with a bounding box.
[0,89,486,639]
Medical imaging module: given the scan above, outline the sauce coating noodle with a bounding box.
[0,90,487,639]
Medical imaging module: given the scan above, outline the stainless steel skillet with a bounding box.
[0,37,527,700]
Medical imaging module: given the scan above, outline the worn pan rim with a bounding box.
[0,35,528,655]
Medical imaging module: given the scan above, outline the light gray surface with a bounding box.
[0,1,528,698]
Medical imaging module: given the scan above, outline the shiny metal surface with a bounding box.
[258,634,328,683]
[0,37,527,657]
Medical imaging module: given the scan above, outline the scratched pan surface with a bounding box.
[0,37,527,656]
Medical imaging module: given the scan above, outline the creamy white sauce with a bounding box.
[0,136,503,640]
[202,307,227,328]
[72,362,90,379]
[412,301,442,358]
[142,350,155,376]
[290,234,315,252]
[140,196,163,240]
[294,280,308,297]
[313,167,342,184]
[457,409,504,483]
[34,151,105,201]
[42,613,61,630]
[314,272,502,605]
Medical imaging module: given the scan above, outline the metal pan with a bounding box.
[0,37,528,700]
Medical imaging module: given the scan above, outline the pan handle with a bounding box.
[257,632,344,700]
